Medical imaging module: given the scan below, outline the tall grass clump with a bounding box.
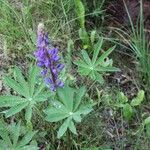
[0,0,77,56]
[124,0,150,93]
[0,0,35,55]
[112,0,150,94]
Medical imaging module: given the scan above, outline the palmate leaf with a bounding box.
[68,121,77,135]
[74,86,86,111]
[144,116,150,125]
[34,91,51,102]
[14,67,25,83]
[76,103,93,116]
[74,43,120,84]
[17,145,38,150]
[1,65,49,122]
[33,82,45,98]
[95,72,104,84]
[45,113,70,122]
[73,114,82,122]
[57,117,71,139]
[95,46,116,67]
[78,67,91,76]
[0,140,7,149]
[89,70,96,80]
[28,65,39,97]
[57,86,74,111]
[0,124,12,147]
[95,66,120,72]
[81,50,92,65]
[0,96,27,107]
[74,60,89,69]
[3,76,27,98]
[11,121,21,147]
[17,131,37,147]
[92,38,103,64]
[102,58,113,67]
[0,120,38,149]
[44,86,93,138]
[45,109,70,122]
[14,66,30,98]
[0,120,7,130]
[25,105,32,123]
[44,104,69,122]
[0,132,12,147]
[4,101,29,118]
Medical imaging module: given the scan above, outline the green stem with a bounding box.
[134,125,144,150]
[67,130,72,150]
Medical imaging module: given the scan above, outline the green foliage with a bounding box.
[0,0,35,55]
[74,0,85,28]
[79,28,90,49]
[44,86,93,138]
[74,39,120,84]
[134,115,150,139]
[75,0,96,51]
[78,28,99,51]
[126,1,150,88]
[143,116,150,138]
[146,124,150,138]
[144,116,150,125]
[115,90,145,120]
[0,0,77,55]
[66,39,74,71]
[75,0,107,52]
[0,120,38,149]
[114,1,150,93]
[130,90,144,106]
[90,30,97,45]
[81,148,112,150]
[0,66,49,123]
[123,103,133,120]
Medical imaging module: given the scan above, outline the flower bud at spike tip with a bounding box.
[37,23,45,35]
[34,23,64,92]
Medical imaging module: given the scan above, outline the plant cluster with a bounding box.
[0,0,150,149]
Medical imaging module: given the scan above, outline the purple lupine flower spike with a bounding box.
[34,23,64,91]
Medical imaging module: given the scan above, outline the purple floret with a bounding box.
[34,23,64,91]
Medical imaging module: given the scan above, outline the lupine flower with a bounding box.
[34,23,64,91]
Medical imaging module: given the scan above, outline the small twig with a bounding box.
[112,115,121,141]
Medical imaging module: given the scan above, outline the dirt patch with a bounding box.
[107,0,150,39]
